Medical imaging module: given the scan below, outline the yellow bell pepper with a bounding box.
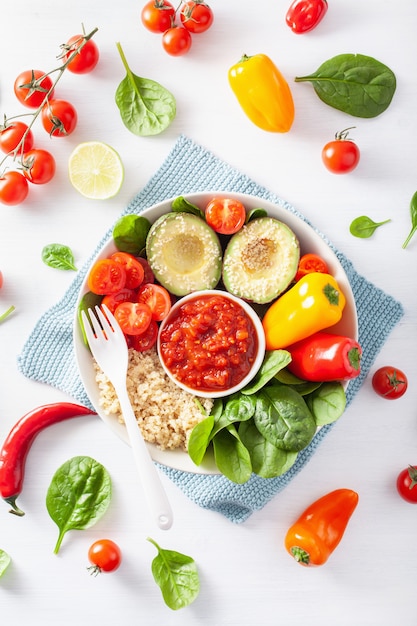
[262,272,346,350]
[228,53,295,133]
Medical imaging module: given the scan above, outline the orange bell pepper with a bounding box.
[284,488,359,566]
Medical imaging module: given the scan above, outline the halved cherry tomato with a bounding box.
[114,301,152,335]
[397,466,417,503]
[14,70,54,108]
[205,197,246,235]
[22,149,56,184]
[180,1,214,34]
[372,366,408,399]
[65,35,100,74]
[41,99,78,137]
[0,121,34,155]
[102,288,136,314]
[87,259,126,295]
[128,319,159,351]
[162,26,192,56]
[136,283,171,321]
[0,171,29,205]
[295,253,329,281]
[87,539,122,575]
[110,252,145,290]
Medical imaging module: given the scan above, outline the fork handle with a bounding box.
[117,389,173,530]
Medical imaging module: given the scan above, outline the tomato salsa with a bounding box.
[159,293,259,393]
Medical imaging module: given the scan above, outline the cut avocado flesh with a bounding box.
[222,217,300,304]
[146,212,222,296]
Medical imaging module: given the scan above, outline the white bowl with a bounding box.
[73,191,358,474]
[157,290,266,399]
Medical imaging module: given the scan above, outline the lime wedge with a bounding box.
[68,141,124,199]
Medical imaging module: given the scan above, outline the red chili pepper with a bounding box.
[0,402,96,516]
[287,332,362,381]
[285,488,359,566]
[286,0,328,34]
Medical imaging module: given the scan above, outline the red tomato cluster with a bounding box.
[141,0,214,56]
[0,32,99,206]
[87,252,172,351]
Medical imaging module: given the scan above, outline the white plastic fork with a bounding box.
[81,304,173,530]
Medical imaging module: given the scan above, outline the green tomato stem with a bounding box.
[0,305,15,324]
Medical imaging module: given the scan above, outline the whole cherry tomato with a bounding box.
[0,121,34,155]
[65,34,100,74]
[162,26,192,56]
[41,99,78,137]
[0,271,3,289]
[322,128,360,174]
[397,466,417,503]
[141,0,176,33]
[286,0,328,34]
[205,197,246,235]
[0,171,29,205]
[23,149,56,184]
[372,366,408,399]
[87,539,122,575]
[180,1,214,34]
[14,70,54,108]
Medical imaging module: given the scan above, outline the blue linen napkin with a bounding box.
[18,135,404,523]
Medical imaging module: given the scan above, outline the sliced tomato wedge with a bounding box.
[114,301,152,336]
[102,288,136,314]
[87,259,126,295]
[110,252,145,289]
[295,253,329,282]
[205,197,246,235]
[136,283,172,321]
[136,257,155,284]
[128,319,159,351]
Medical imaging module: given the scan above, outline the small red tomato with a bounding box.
[397,466,417,503]
[87,259,127,295]
[87,539,122,575]
[14,69,54,108]
[0,271,3,289]
[128,318,159,351]
[65,34,100,74]
[102,288,137,314]
[23,149,56,184]
[162,26,192,56]
[372,366,408,399]
[141,0,176,33]
[322,128,360,174]
[110,252,145,289]
[205,197,246,235]
[295,253,329,281]
[0,121,34,155]
[41,99,78,137]
[114,301,152,336]
[136,282,171,321]
[0,171,29,205]
[180,1,214,34]
[286,0,328,34]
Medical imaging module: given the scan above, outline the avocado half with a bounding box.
[146,212,222,296]
[222,217,300,304]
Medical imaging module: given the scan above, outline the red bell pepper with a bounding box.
[287,331,362,382]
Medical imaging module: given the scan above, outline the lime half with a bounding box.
[68,141,124,199]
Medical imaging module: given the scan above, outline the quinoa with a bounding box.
[94,347,213,451]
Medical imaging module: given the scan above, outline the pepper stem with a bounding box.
[5,495,25,517]
[290,545,310,565]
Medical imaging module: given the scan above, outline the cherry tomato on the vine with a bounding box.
[114,301,152,336]
[136,282,171,321]
[295,252,329,281]
[87,259,126,295]
[87,539,122,575]
[396,466,417,503]
[14,69,54,108]
[64,34,100,74]
[0,121,34,155]
[180,1,214,34]
[286,0,328,34]
[23,149,56,185]
[141,0,176,33]
[205,197,246,235]
[372,366,408,399]
[322,128,360,174]
[41,99,78,137]
[0,171,29,205]
[162,26,192,56]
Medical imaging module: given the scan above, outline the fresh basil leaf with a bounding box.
[112,214,151,254]
[306,382,346,426]
[171,196,204,218]
[242,350,292,395]
[147,537,200,610]
[42,243,77,271]
[349,215,391,238]
[295,53,396,118]
[115,42,176,136]
[212,426,252,484]
[0,549,11,577]
[239,419,298,478]
[46,456,112,554]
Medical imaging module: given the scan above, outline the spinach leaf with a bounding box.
[402,190,417,249]
[223,393,257,422]
[0,549,11,578]
[171,196,204,219]
[115,42,176,136]
[239,419,298,479]
[242,350,292,395]
[295,53,396,118]
[213,426,252,484]
[254,386,316,451]
[306,382,346,426]
[187,414,214,466]
[147,537,200,610]
[42,243,77,271]
[112,214,151,254]
[246,207,268,223]
[77,291,103,346]
[350,215,391,239]
[46,456,112,554]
